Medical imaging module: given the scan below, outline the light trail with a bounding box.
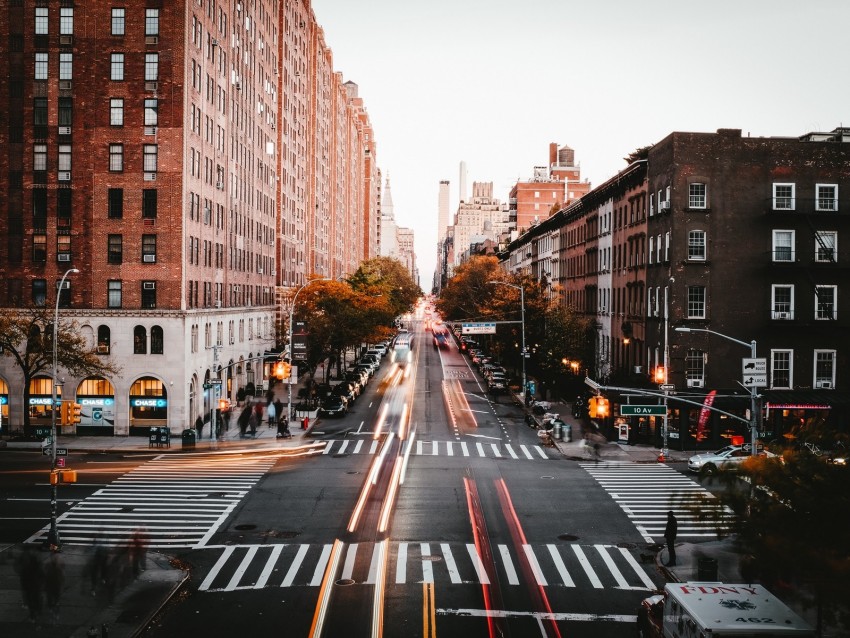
[346,433,394,533]
[370,539,389,638]
[308,539,344,638]
[463,476,499,638]
[373,404,389,440]
[398,403,409,440]
[377,458,402,533]
[399,426,416,485]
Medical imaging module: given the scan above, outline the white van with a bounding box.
[638,582,814,637]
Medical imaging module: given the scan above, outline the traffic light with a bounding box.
[71,403,82,424]
[588,397,598,418]
[654,366,666,384]
[274,361,292,381]
[59,401,70,426]
[218,398,230,412]
[597,397,609,418]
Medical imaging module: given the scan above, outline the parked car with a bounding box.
[318,396,348,418]
[345,370,368,390]
[487,373,508,394]
[355,363,375,378]
[688,444,773,474]
[332,381,357,404]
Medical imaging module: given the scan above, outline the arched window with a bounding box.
[134,325,147,354]
[150,325,164,354]
[97,325,111,354]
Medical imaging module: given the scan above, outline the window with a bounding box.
[145,54,159,82]
[110,53,124,81]
[33,190,47,224]
[146,9,160,36]
[33,234,47,262]
[110,98,124,126]
[664,231,670,262]
[685,349,705,388]
[772,230,795,262]
[143,145,158,173]
[150,325,164,355]
[60,8,74,35]
[773,183,795,210]
[57,189,71,227]
[771,284,794,319]
[35,7,49,34]
[107,280,122,308]
[814,350,836,389]
[144,99,158,127]
[814,231,837,263]
[648,236,654,264]
[35,52,48,80]
[142,189,157,218]
[770,350,792,389]
[58,97,72,128]
[34,97,48,126]
[141,282,156,309]
[32,279,47,306]
[108,188,123,218]
[111,9,125,36]
[107,235,123,264]
[687,286,706,319]
[109,144,123,171]
[134,326,147,354]
[688,183,706,209]
[815,285,837,320]
[59,53,72,80]
[688,230,706,261]
[815,184,838,212]
[57,235,70,259]
[33,144,47,171]
[142,234,157,262]
[97,325,111,353]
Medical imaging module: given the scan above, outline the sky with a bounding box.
[311,0,850,290]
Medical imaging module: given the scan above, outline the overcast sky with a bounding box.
[312,0,850,290]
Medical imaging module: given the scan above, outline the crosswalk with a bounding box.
[26,453,279,549]
[581,463,734,542]
[323,438,551,460]
[198,540,656,593]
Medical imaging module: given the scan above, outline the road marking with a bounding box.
[465,543,490,585]
[476,442,485,457]
[446,442,453,456]
[572,545,602,588]
[505,444,519,460]
[547,544,575,587]
[523,544,547,586]
[498,544,519,585]
[396,542,408,584]
[353,440,363,454]
[341,543,358,580]
[281,544,309,587]
[421,543,434,583]
[227,546,258,591]
[309,544,333,586]
[617,546,656,590]
[337,440,350,454]
[490,444,502,458]
[441,543,462,584]
[255,544,284,589]
[199,545,235,591]
[461,442,469,457]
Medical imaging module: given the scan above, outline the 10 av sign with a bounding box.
[620,405,667,416]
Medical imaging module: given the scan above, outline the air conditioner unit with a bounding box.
[59,80,72,90]
[235,82,242,91]
[775,311,790,319]
[144,172,157,181]
[58,126,71,135]
[144,126,157,136]
[145,35,159,45]
[215,300,221,308]
[59,35,73,45]
[143,282,156,290]
[97,345,109,354]
[257,268,263,274]
[57,253,71,262]
[659,201,671,211]
[58,171,71,181]
[143,254,156,263]
[145,81,158,92]
[634,366,642,374]
[816,381,833,389]
[56,280,70,289]
[686,378,704,388]
[216,182,223,189]
[211,38,218,47]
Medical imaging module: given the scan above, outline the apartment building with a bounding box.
[0,1,378,435]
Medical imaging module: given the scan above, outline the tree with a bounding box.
[623,145,653,165]
[709,453,850,630]
[435,255,503,322]
[0,308,122,428]
[348,256,420,318]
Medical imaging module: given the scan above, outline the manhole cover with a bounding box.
[346,470,359,475]
[616,542,637,549]
[558,534,579,541]
[234,524,257,531]
[540,476,555,480]
[335,578,356,586]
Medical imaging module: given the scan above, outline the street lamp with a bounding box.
[286,277,330,428]
[49,267,79,550]
[675,326,760,455]
[487,281,526,404]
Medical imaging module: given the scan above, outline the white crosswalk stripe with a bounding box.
[321,439,551,460]
[581,463,735,542]
[197,541,656,593]
[26,453,278,549]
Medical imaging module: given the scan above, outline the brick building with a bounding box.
[0,1,378,435]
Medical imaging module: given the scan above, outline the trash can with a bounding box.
[149,427,159,448]
[563,423,572,442]
[697,557,718,581]
[552,422,562,440]
[181,428,196,450]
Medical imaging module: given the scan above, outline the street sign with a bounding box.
[659,384,675,391]
[42,447,67,456]
[462,322,496,334]
[620,405,667,416]
[208,379,222,386]
[743,375,767,387]
[56,457,66,468]
[742,357,768,387]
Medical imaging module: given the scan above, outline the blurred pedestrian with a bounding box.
[44,551,64,621]
[130,526,149,575]
[249,408,258,437]
[664,511,678,566]
[266,400,276,428]
[88,537,108,596]
[17,545,43,622]
[238,404,251,438]
[195,414,204,440]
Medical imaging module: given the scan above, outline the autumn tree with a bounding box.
[348,256,420,318]
[0,308,122,427]
[435,255,503,322]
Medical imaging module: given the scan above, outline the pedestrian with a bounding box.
[195,415,204,440]
[44,551,64,621]
[16,545,44,622]
[266,400,276,428]
[238,404,251,438]
[664,511,678,566]
[248,407,258,437]
[130,526,149,575]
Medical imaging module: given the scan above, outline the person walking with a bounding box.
[195,415,204,440]
[44,551,64,621]
[266,400,276,428]
[664,511,678,566]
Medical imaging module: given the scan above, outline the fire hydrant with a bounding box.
[302,416,309,430]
